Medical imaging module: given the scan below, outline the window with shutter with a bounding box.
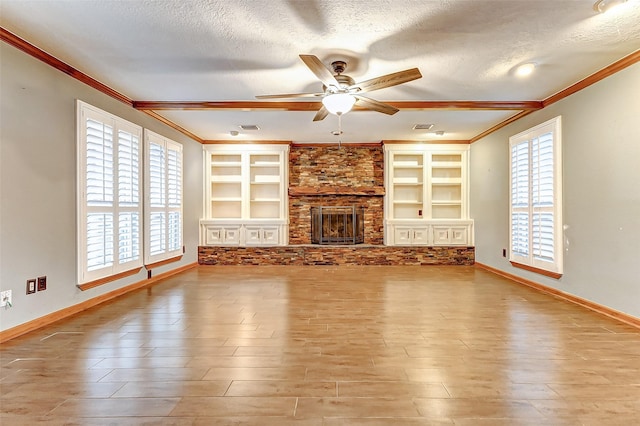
[77,101,143,284]
[509,116,563,277]
[144,130,183,265]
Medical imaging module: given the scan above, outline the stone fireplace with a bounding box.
[288,144,385,245]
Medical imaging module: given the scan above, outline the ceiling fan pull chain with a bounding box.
[338,114,342,148]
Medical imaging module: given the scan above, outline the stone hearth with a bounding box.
[199,245,475,266]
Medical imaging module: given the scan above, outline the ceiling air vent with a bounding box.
[239,125,260,131]
[412,124,434,131]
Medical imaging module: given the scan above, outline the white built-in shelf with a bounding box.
[394,200,422,204]
[201,144,289,246]
[384,144,473,246]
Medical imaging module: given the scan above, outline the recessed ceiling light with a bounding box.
[413,124,434,130]
[435,131,445,137]
[593,0,627,13]
[515,62,536,77]
[229,130,239,136]
[239,125,260,131]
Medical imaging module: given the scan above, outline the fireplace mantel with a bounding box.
[289,186,385,197]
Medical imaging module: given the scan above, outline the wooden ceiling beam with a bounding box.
[132,100,543,111]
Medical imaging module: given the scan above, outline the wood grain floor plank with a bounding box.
[1,265,638,424]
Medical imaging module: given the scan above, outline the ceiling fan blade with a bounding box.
[312,105,329,121]
[256,92,324,99]
[299,54,340,88]
[352,68,422,93]
[354,95,399,115]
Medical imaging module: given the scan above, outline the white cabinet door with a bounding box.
[223,227,241,245]
[450,226,468,245]
[412,227,430,244]
[394,227,429,245]
[205,227,224,245]
[204,226,241,245]
[432,226,451,245]
[245,227,262,245]
[261,227,279,244]
[394,228,413,245]
[245,226,279,246]
[432,226,468,245]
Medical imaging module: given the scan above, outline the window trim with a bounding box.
[77,100,143,285]
[508,116,563,277]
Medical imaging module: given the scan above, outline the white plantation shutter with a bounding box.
[78,101,142,284]
[532,133,555,262]
[85,118,113,205]
[167,146,183,252]
[86,213,113,271]
[145,130,183,264]
[509,116,563,275]
[149,142,166,208]
[148,142,166,256]
[149,212,166,255]
[511,140,529,257]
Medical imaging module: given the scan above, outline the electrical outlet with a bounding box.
[0,290,12,308]
[27,279,36,294]
[37,276,47,291]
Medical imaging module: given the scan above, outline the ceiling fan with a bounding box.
[256,54,422,121]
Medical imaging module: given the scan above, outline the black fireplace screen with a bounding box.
[311,206,365,245]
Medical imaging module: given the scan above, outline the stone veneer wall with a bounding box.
[289,144,384,188]
[199,246,475,266]
[288,144,385,244]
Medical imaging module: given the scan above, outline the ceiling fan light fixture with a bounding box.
[322,93,356,115]
[593,0,627,13]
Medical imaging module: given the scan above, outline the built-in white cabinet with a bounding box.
[200,144,289,246]
[432,225,471,245]
[394,226,430,245]
[384,144,473,246]
[245,226,280,245]
[204,225,242,245]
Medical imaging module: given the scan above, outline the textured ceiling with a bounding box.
[1,0,639,143]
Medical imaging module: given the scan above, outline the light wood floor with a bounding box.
[1,265,639,425]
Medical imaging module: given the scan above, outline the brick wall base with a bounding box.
[198,245,475,266]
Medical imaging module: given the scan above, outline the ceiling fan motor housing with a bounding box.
[331,60,347,74]
[323,74,356,92]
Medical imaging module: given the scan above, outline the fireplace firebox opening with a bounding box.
[311,205,365,245]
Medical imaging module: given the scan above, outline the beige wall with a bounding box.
[0,43,203,331]
[470,62,640,318]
